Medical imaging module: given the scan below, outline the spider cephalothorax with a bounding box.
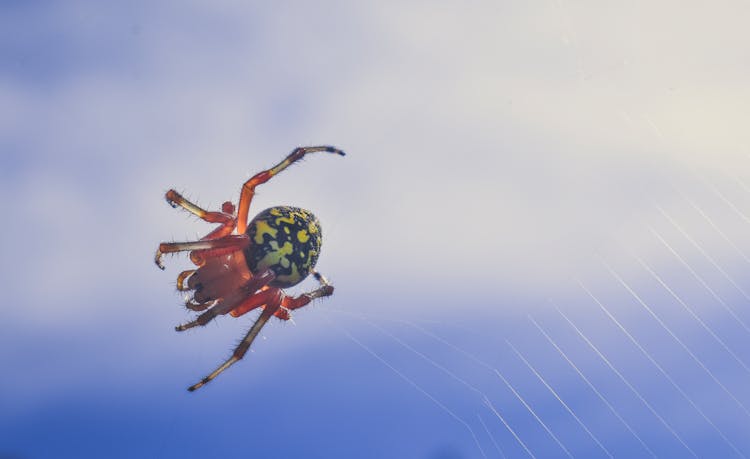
[155,146,344,391]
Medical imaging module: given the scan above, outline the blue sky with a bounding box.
[3,1,750,458]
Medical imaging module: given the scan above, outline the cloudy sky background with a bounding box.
[3,1,750,457]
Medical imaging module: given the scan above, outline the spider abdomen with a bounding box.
[244,206,322,288]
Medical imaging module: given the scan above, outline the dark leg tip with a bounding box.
[155,251,166,270]
[188,379,207,391]
[322,146,346,156]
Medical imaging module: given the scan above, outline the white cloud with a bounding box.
[3,0,750,328]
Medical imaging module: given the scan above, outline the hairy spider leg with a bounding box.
[188,305,278,391]
[235,146,346,234]
[155,235,250,269]
[165,190,237,240]
[229,287,283,318]
[155,191,239,269]
[175,269,275,331]
[187,271,334,390]
[280,270,335,313]
[176,270,197,291]
[184,299,215,312]
[165,189,235,226]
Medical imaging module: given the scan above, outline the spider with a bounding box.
[155,145,345,391]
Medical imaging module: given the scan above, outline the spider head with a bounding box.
[244,206,322,288]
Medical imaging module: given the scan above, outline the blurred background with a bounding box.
[2,1,750,457]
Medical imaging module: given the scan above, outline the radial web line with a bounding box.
[635,255,750,375]
[649,226,750,334]
[671,186,750,265]
[600,263,749,456]
[507,341,614,458]
[494,368,575,459]
[697,173,750,226]
[478,413,508,459]
[356,314,489,398]
[732,175,750,198]
[484,397,537,459]
[321,312,487,458]
[332,310,548,458]
[529,315,657,458]
[556,305,699,458]
[394,318,544,458]
[733,175,750,195]
[580,280,745,458]
[657,205,750,301]
[612,257,750,417]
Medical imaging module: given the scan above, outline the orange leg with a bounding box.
[188,303,280,392]
[235,146,345,234]
[175,269,275,331]
[176,270,196,291]
[185,298,216,312]
[165,190,235,226]
[229,287,283,318]
[280,270,335,314]
[155,235,250,269]
[164,190,237,241]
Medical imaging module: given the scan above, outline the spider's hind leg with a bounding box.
[279,270,335,315]
[188,303,279,392]
[175,269,276,331]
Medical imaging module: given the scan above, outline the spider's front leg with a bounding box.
[165,190,235,225]
[154,235,249,269]
[236,146,345,234]
[164,190,237,240]
[155,191,239,269]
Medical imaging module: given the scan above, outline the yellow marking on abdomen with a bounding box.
[252,220,278,244]
[257,240,294,269]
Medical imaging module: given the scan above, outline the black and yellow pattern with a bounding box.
[244,206,322,288]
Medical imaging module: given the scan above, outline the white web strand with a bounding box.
[321,312,487,458]
[477,413,508,459]
[656,205,750,302]
[506,341,614,459]
[579,280,746,457]
[597,262,748,457]
[555,304,699,458]
[529,314,657,458]
[483,396,537,459]
[338,311,560,458]
[648,226,750,334]
[605,258,750,421]
[634,255,750,375]
[670,185,750,266]
[695,172,750,227]
[493,368,575,459]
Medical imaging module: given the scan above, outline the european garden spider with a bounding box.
[155,146,345,391]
